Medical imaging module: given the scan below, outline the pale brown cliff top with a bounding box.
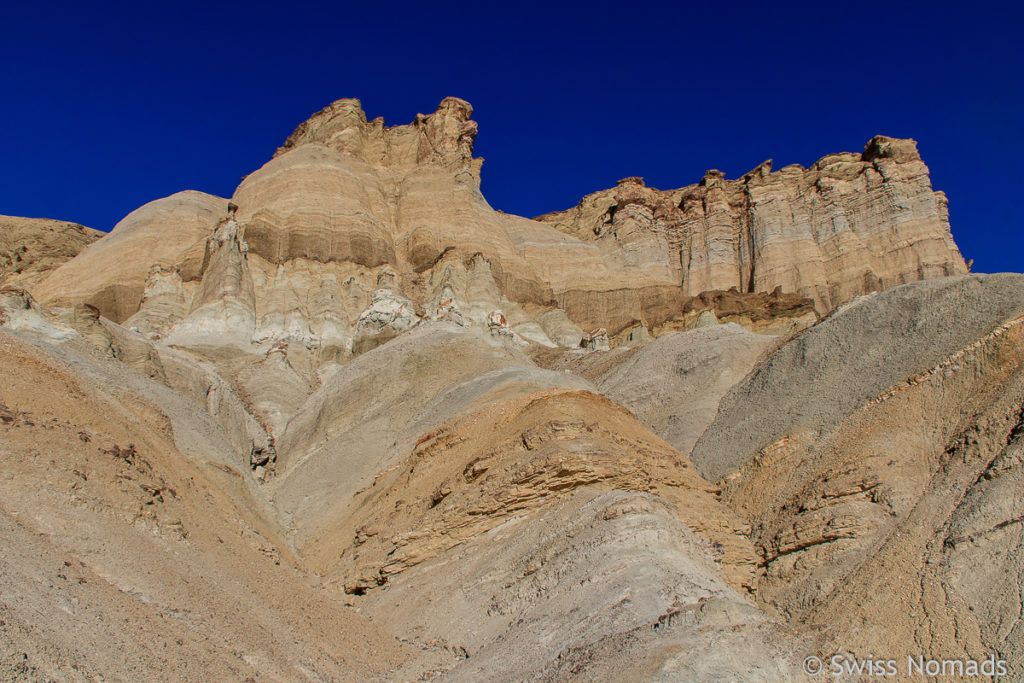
[862,134,922,162]
[273,96,478,172]
[543,135,926,211]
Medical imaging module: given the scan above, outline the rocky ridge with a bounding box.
[1,97,1014,681]
[537,136,967,314]
[30,99,965,363]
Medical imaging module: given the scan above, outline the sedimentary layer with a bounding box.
[3,96,1009,681]
[30,99,966,361]
[537,137,967,314]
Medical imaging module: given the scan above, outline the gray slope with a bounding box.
[595,323,777,457]
[270,322,593,545]
[690,274,1024,481]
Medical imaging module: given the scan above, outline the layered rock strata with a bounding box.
[537,137,967,314]
[32,191,226,323]
[690,274,1024,676]
[30,100,966,363]
[1,97,1003,680]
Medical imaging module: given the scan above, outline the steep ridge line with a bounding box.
[867,312,1024,407]
[29,100,967,355]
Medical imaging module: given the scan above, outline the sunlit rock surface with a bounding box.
[3,98,1013,680]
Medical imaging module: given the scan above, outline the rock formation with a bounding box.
[2,97,1016,680]
[690,274,1024,677]
[0,215,102,289]
[31,191,226,323]
[30,100,966,358]
[537,138,967,314]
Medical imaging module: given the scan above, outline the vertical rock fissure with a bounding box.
[743,178,757,293]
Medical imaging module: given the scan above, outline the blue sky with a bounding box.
[1,0,1020,273]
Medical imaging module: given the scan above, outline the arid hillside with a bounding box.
[2,98,1017,681]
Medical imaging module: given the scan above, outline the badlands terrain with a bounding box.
[1,97,1021,681]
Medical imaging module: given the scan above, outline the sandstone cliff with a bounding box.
[31,99,966,358]
[4,97,1013,681]
[537,137,968,314]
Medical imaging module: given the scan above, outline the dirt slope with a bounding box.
[0,330,416,681]
[688,274,1024,675]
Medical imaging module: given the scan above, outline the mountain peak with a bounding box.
[274,96,478,172]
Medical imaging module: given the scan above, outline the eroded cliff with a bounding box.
[31,99,966,361]
[3,97,1010,681]
[537,136,967,314]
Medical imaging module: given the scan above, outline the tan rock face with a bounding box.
[538,136,968,314]
[33,191,226,322]
[320,388,758,595]
[4,96,1010,680]
[0,215,102,289]
[29,101,967,361]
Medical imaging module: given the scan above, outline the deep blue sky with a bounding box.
[2,0,1021,273]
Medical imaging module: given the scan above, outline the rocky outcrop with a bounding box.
[0,287,78,341]
[688,274,1024,673]
[33,191,226,322]
[31,101,967,363]
[353,287,420,352]
[0,215,102,290]
[5,96,1010,680]
[274,96,479,174]
[537,137,968,314]
[580,327,610,351]
[657,286,818,336]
